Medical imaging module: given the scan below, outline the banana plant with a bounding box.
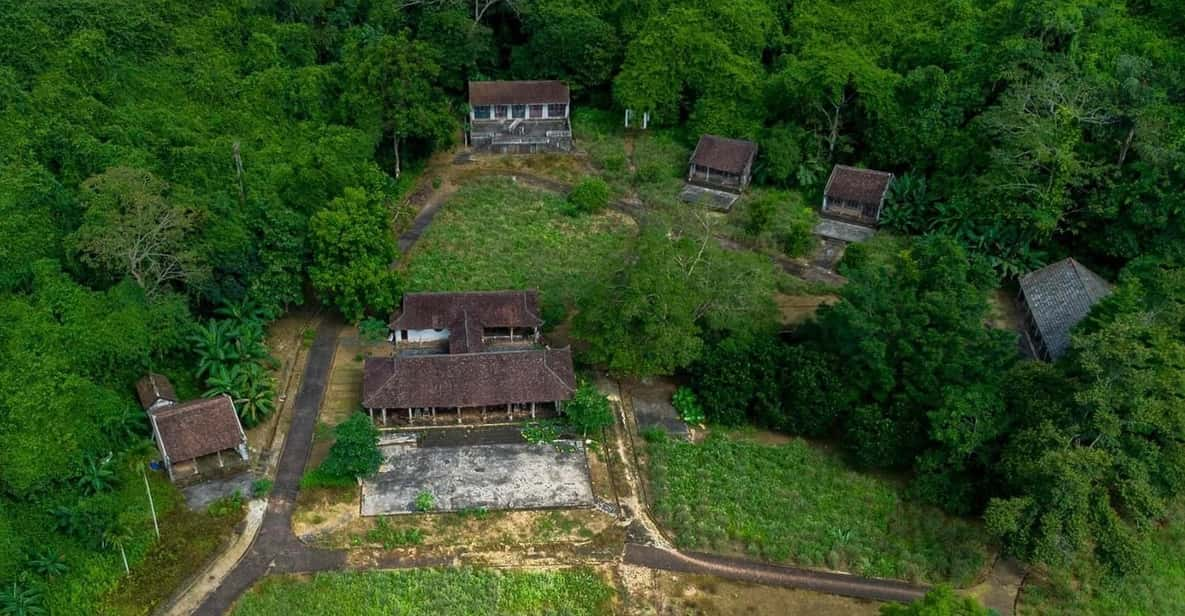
[76,453,117,495]
[0,582,46,616]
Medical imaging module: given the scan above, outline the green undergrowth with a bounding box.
[646,432,991,586]
[1018,501,1185,615]
[232,567,614,616]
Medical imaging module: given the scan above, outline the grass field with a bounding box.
[646,432,991,586]
[232,568,614,616]
[402,178,631,314]
[1018,502,1185,615]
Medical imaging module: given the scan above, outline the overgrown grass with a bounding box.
[572,109,689,207]
[1018,502,1185,615]
[232,568,614,616]
[101,499,245,615]
[647,433,991,586]
[402,178,630,314]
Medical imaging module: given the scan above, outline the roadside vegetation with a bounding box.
[231,568,614,616]
[647,432,990,585]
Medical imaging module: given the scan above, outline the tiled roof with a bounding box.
[150,395,245,463]
[363,348,576,409]
[824,165,894,204]
[1019,258,1113,360]
[469,81,570,105]
[135,373,177,410]
[389,290,543,331]
[689,135,758,175]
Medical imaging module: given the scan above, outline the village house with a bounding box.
[686,135,758,193]
[135,374,249,482]
[1017,258,1113,361]
[821,165,894,227]
[468,80,572,153]
[365,290,575,425]
[389,290,543,352]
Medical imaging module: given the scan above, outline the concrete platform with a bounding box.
[813,218,877,243]
[680,184,740,211]
[361,442,593,515]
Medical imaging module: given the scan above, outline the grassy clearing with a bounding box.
[646,433,991,586]
[572,109,689,207]
[1019,502,1185,615]
[101,499,245,615]
[232,567,614,616]
[402,178,630,312]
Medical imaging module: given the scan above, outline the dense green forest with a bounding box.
[1,0,1183,613]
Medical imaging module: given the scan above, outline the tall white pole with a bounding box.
[142,465,160,538]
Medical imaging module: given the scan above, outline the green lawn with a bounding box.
[1018,502,1185,615]
[646,432,991,586]
[232,568,614,616]
[402,178,630,314]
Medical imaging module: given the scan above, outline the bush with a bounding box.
[358,317,389,343]
[251,479,273,497]
[299,469,356,490]
[565,177,611,215]
[366,518,425,549]
[671,387,705,424]
[733,191,817,257]
[317,413,381,481]
[414,491,435,512]
[521,421,560,445]
[562,381,615,436]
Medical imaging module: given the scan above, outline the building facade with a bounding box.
[468,81,572,153]
[821,165,894,227]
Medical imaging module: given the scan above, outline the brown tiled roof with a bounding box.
[469,81,570,106]
[689,135,758,175]
[448,312,486,354]
[1019,258,1113,360]
[363,348,576,409]
[824,165,894,204]
[135,373,177,410]
[389,290,543,331]
[150,395,245,464]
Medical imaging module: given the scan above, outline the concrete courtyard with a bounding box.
[361,441,594,515]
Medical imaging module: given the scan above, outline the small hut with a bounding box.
[1017,258,1112,361]
[686,135,758,193]
[136,373,178,412]
[821,165,894,227]
[135,376,250,482]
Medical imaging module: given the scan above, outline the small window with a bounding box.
[547,103,567,118]
[511,104,526,118]
[400,330,408,341]
[529,104,544,118]
[494,105,508,119]
[473,105,491,120]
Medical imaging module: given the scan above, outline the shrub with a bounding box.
[251,479,273,497]
[565,178,611,215]
[366,518,425,549]
[562,381,615,436]
[414,491,435,512]
[521,421,560,445]
[317,413,381,480]
[358,317,389,343]
[671,387,705,424]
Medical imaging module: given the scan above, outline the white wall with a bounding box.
[400,328,450,343]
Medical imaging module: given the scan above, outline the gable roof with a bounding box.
[135,373,177,410]
[363,348,576,409]
[149,395,245,464]
[824,165,894,204]
[689,135,758,175]
[469,81,570,106]
[389,290,543,331]
[1019,258,1113,360]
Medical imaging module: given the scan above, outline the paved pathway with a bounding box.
[192,322,344,616]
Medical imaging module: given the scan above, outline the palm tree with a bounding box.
[25,549,68,579]
[102,522,132,575]
[190,320,238,379]
[0,582,46,616]
[76,453,116,495]
[234,363,276,427]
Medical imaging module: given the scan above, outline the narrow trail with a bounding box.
[182,150,950,614]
